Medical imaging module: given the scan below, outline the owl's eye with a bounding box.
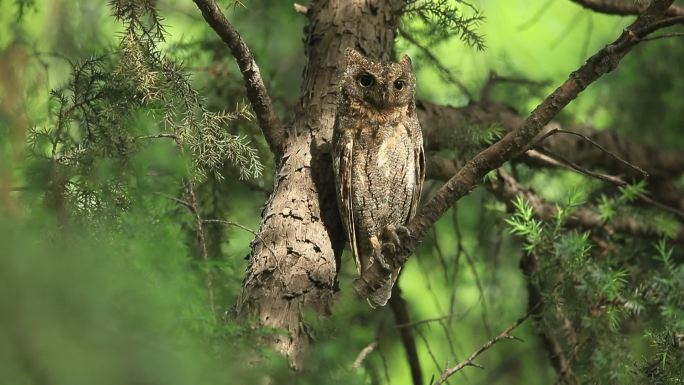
[357,73,375,87]
[394,79,405,90]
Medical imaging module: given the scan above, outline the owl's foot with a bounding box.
[379,224,412,269]
[370,236,392,271]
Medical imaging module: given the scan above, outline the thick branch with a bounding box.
[570,0,684,17]
[192,0,284,157]
[355,0,679,299]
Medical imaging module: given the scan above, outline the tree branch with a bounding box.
[416,101,684,181]
[389,286,424,385]
[569,0,684,17]
[426,158,684,242]
[192,0,285,157]
[354,0,681,299]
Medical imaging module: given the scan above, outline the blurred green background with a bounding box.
[1,1,682,384]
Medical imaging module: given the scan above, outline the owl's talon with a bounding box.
[381,242,396,257]
[396,225,411,244]
[374,252,391,271]
[379,224,414,269]
[381,224,402,249]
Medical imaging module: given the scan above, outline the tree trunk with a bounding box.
[237,0,405,365]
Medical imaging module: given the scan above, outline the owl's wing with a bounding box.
[333,126,362,272]
[408,128,425,221]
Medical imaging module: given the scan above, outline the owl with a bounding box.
[332,48,425,307]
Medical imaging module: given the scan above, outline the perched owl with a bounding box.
[332,48,425,307]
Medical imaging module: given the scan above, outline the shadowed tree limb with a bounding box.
[192,0,285,157]
[570,0,684,17]
[388,286,424,385]
[354,0,680,299]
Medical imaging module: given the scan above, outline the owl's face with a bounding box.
[342,48,416,110]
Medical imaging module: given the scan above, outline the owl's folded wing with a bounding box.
[408,129,425,221]
[333,129,362,273]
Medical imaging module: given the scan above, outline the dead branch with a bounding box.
[354,0,682,297]
[192,0,285,157]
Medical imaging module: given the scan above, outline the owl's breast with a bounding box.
[350,121,417,237]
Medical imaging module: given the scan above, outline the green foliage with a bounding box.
[505,196,543,252]
[403,0,486,50]
[26,0,263,217]
[505,192,684,384]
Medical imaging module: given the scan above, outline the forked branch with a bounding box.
[193,0,285,157]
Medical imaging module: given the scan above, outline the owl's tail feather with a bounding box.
[366,269,400,308]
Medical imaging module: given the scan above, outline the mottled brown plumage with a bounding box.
[332,48,425,307]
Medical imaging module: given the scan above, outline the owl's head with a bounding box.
[341,48,415,110]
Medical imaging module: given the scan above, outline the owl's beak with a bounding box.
[381,89,389,104]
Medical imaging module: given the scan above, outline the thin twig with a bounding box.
[518,0,557,30]
[136,133,178,140]
[395,315,453,329]
[640,31,684,41]
[481,71,550,102]
[531,147,684,220]
[433,311,532,385]
[185,182,218,321]
[202,218,279,262]
[398,27,473,100]
[534,128,648,177]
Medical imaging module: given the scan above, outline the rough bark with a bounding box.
[237,0,405,365]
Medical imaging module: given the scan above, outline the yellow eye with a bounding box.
[357,73,375,87]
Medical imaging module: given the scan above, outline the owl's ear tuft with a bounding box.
[345,48,364,64]
[399,54,413,71]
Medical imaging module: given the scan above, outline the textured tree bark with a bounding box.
[237,0,405,365]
